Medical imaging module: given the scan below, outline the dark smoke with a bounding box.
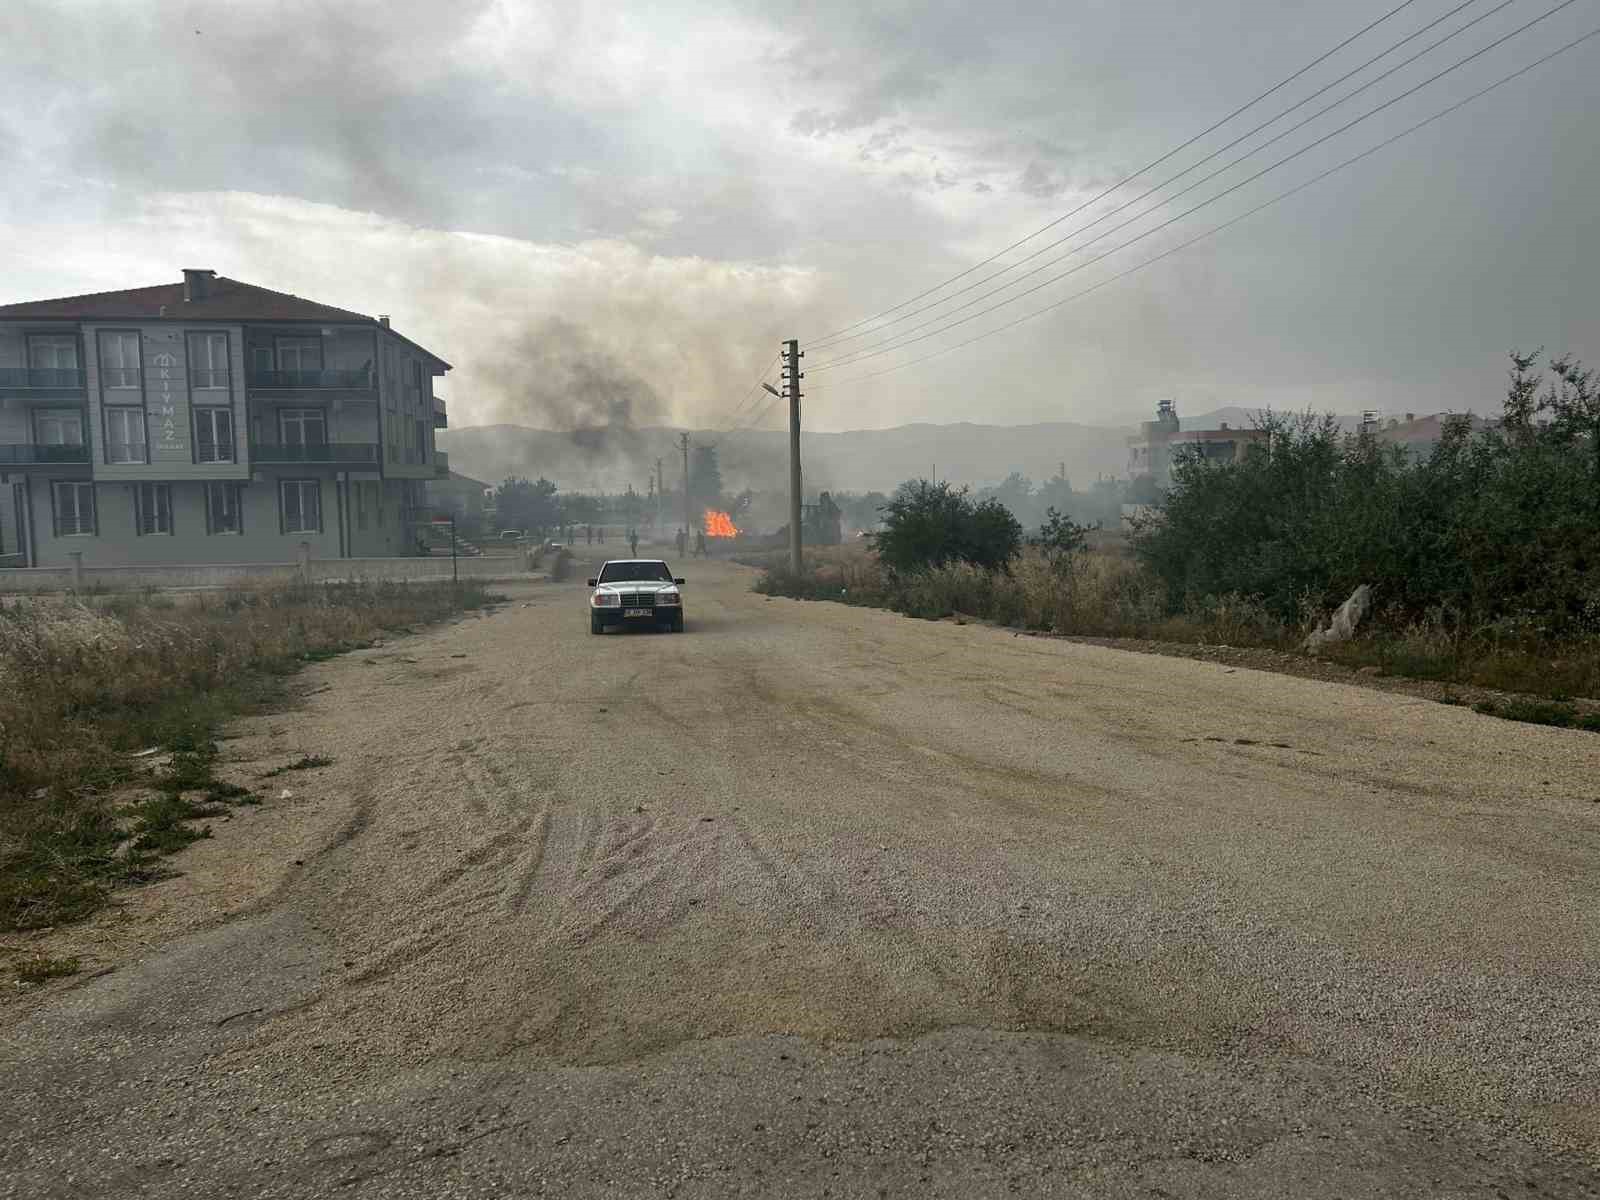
[479,315,663,446]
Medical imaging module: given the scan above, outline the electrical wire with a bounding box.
[809,0,1504,356]
[805,0,1426,349]
[810,0,1583,375]
[711,350,781,433]
[806,23,1599,395]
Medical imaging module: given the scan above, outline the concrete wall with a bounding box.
[0,552,530,594]
[378,331,439,480]
[14,471,420,566]
[87,322,250,483]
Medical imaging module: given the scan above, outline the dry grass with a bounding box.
[0,580,494,931]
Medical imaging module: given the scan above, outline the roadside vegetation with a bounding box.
[0,580,494,932]
[755,352,1600,725]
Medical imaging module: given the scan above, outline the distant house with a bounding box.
[1126,400,1269,488]
[0,269,450,568]
[1371,411,1492,459]
[424,470,492,532]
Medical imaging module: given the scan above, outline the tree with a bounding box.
[494,476,560,533]
[976,472,1036,526]
[690,445,724,510]
[1032,508,1094,576]
[874,479,1022,574]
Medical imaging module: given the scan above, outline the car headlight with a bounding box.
[654,589,681,605]
[591,591,620,607]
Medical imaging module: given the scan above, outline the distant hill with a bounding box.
[439,421,1134,495]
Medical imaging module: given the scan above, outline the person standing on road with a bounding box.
[675,528,687,557]
[586,524,593,545]
[695,529,707,558]
[629,528,639,557]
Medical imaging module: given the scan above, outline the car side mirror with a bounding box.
[674,577,685,585]
[586,578,597,587]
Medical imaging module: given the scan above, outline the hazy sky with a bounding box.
[2,0,1596,432]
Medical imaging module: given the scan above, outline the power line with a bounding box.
[805,0,1427,349]
[806,24,1600,395]
[809,0,1505,356]
[712,350,781,433]
[810,0,1583,375]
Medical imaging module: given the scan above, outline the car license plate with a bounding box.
[624,607,651,618]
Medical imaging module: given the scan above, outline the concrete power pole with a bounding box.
[679,432,692,541]
[783,338,803,575]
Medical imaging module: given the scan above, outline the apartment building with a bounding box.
[1126,400,1268,487]
[0,269,450,568]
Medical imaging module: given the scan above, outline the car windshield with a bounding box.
[598,561,673,583]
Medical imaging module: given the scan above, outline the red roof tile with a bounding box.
[0,276,378,324]
[0,275,451,368]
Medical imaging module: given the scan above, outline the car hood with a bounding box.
[595,580,676,591]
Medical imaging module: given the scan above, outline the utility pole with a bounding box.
[655,457,665,531]
[679,432,692,541]
[783,338,803,574]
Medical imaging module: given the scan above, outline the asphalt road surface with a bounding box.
[4,560,1599,1198]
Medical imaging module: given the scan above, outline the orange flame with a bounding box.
[704,509,739,538]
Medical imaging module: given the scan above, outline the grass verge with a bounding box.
[0,580,494,931]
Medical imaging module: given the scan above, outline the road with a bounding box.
[3,559,1598,1198]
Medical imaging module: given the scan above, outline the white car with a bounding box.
[588,559,685,634]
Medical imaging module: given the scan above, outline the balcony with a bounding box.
[251,442,380,465]
[0,367,87,392]
[434,449,450,477]
[246,367,375,390]
[432,395,448,429]
[0,443,90,466]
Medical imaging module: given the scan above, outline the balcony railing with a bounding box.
[246,367,375,390]
[434,450,450,477]
[0,367,87,390]
[251,442,380,464]
[0,443,91,465]
[432,396,448,429]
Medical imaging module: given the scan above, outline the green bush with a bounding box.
[1134,351,1600,641]
[874,480,1022,575]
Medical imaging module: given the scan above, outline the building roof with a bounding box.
[0,274,450,368]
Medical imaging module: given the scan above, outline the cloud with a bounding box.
[0,0,1596,436]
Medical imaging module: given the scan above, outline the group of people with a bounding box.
[674,528,709,558]
[545,525,712,559]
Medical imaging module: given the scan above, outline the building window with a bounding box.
[188,332,230,389]
[275,337,322,372]
[354,479,367,531]
[280,479,321,534]
[27,334,78,370]
[135,483,173,535]
[195,407,234,463]
[206,482,242,534]
[279,408,325,447]
[99,331,142,390]
[35,409,84,446]
[105,407,147,463]
[52,481,96,536]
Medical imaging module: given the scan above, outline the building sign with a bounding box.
[142,331,188,459]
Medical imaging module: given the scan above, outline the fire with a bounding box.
[704,509,739,538]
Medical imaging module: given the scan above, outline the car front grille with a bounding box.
[617,592,656,609]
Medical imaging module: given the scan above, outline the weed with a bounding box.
[1473,698,1600,733]
[260,755,333,778]
[15,954,81,984]
[0,580,490,931]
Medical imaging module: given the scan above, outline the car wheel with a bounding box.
[590,614,604,635]
[671,614,685,633]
